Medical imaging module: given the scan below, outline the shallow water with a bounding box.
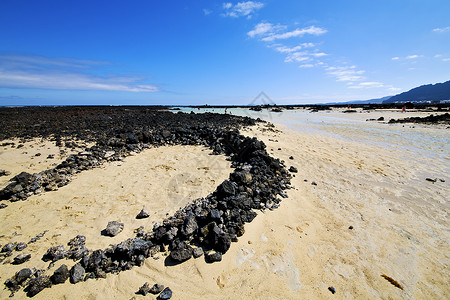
[173,107,450,181]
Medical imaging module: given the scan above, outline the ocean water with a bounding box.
[173,107,450,178]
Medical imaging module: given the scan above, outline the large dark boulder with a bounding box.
[51,264,70,284]
[26,276,52,297]
[70,263,85,284]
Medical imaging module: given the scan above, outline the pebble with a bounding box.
[13,253,31,264]
[136,208,150,219]
[104,221,124,237]
[157,287,173,300]
[150,283,164,294]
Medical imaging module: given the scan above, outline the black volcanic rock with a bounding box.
[157,287,173,300]
[136,208,150,219]
[70,263,85,284]
[104,221,124,237]
[51,264,70,284]
[26,276,52,297]
[0,107,294,295]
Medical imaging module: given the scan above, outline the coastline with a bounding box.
[0,110,448,299]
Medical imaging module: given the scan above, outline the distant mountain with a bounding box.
[384,80,450,103]
[322,96,392,105]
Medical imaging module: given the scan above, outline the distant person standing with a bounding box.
[402,106,406,113]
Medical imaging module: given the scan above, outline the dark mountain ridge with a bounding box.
[384,80,450,103]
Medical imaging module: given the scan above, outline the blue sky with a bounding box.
[0,0,449,105]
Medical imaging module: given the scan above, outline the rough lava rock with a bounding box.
[104,221,124,237]
[149,283,164,294]
[70,263,85,284]
[157,287,173,300]
[51,264,70,284]
[136,208,150,219]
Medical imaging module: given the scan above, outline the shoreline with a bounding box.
[0,108,448,299]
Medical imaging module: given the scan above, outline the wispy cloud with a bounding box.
[248,22,326,41]
[272,43,316,53]
[406,54,423,59]
[391,54,424,61]
[299,64,314,68]
[248,22,327,68]
[326,65,365,82]
[222,1,264,18]
[203,9,212,16]
[433,26,450,33]
[247,22,279,38]
[0,54,159,92]
[348,81,384,89]
[262,26,327,42]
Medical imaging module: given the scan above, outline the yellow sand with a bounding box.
[0,117,448,299]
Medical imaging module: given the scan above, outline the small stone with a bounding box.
[328,286,336,294]
[289,166,298,173]
[136,208,150,219]
[137,282,150,296]
[70,263,85,284]
[170,248,193,263]
[0,169,11,176]
[16,268,33,284]
[51,264,70,284]
[289,156,294,160]
[0,203,7,209]
[42,245,67,262]
[157,287,173,300]
[348,226,354,230]
[150,283,164,294]
[13,253,31,264]
[2,243,16,252]
[16,242,28,251]
[104,221,124,237]
[311,181,317,186]
[205,251,222,263]
[192,247,204,258]
[425,178,437,183]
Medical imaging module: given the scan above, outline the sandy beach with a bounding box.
[0,109,449,299]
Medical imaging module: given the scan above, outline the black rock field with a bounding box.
[0,106,292,297]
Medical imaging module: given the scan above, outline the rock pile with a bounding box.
[1,108,292,297]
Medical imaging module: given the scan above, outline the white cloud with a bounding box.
[285,52,310,63]
[222,1,264,18]
[433,26,450,33]
[326,65,365,82]
[311,52,327,57]
[406,54,422,59]
[262,26,327,42]
[203,9,212,15]
[443,58,450,62]
[348,81,384,89]
[247,22,277,38]
[0,54,159,92]
[248,21,327,70]
[391,54,424,61]
[273,43,316,53]
[284,51,327,63]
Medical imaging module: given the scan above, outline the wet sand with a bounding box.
[0,110,449,299]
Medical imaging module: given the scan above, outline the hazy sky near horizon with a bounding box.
[0,0,449,105]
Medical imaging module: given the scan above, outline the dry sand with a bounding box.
[0,112,449,299]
